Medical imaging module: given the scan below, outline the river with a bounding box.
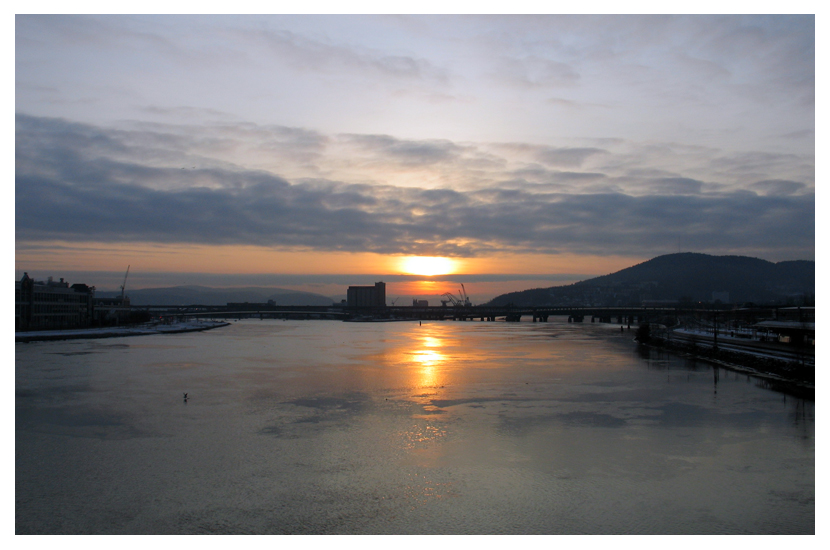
[15,318,814,534]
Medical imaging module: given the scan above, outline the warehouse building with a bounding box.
[346,282,386,308]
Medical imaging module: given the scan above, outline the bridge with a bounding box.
[133,303,785,325]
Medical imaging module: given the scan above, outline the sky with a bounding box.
[13,12,816,303]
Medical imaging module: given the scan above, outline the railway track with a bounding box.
[668,330,814,366]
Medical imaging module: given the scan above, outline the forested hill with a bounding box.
[486,253,814,307]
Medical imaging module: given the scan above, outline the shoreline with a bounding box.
[639,336,814,400]
[15,320,231,343]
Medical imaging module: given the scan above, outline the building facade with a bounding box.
[347,282,386,308]
[16,273,95,331]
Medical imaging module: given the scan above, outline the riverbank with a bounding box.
[640,333,814,399]
[15,320,231,343]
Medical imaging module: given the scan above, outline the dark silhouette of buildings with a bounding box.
[15,273,95,331]
[347,282,386,307]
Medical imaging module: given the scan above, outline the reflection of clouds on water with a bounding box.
[257,393,372,438]
[16,405,148,440]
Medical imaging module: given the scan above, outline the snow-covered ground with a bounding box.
[15,320,230,342]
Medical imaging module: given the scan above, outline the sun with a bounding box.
[399,256,456,276]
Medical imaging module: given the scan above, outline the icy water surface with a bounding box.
[16,319,814,534]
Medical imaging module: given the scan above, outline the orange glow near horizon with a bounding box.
[392,280,459,297]
[16,240,646,298]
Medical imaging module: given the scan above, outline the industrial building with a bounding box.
[16,273,95,331]
[347,282,386,308]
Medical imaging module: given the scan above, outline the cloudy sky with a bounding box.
[14,14,815,301]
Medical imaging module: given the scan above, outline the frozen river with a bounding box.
[15,318,814,534]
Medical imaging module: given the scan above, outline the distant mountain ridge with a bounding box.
[486,253,814,307]
[95,285,335,306]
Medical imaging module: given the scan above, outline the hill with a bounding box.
[95,285,335,306]
[486,253,814,307]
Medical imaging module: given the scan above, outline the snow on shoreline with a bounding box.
[15,320,231,342]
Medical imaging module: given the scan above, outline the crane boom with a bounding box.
[441,292,460,306]
[120,265,130,304]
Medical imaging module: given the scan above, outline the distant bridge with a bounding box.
[134,304,785,325]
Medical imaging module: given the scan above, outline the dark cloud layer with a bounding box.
[15,114,814,260]
[342,133,465,165]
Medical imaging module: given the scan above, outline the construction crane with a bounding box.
[460,284,471,306]
[441,292,461,307]
[120,265,130,306]
[441,290,471,307]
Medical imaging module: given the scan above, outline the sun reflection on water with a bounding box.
[410,334,447,387]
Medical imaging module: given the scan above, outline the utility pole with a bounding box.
[712,312,718,352]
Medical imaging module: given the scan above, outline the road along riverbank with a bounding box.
[15,320,231,343]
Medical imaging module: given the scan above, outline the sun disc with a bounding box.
[400,256,455,276]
